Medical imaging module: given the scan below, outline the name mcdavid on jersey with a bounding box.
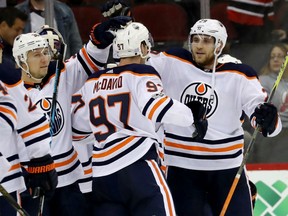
[180,82,218,118]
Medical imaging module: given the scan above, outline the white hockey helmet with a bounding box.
[113,22,154,58]
[35,25,67,60]
[13,32,49,68]
[189,19,227,55]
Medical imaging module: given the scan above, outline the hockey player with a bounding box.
[12,16,132,216]
[91,2,282,214]
[0,39,57,216]
[71,92,94,216]
[72,22,207,216]
[146,19,282,216]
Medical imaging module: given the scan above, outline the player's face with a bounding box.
[191,34,216,69]
[26,47,51,80]
[269,46,285,73]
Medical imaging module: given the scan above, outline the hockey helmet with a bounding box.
[113,22,154,58]
[189,19,227,55]
[13,32,49,68]
[35,25,67,60]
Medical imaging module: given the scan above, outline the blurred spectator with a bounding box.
[0,7,28,63]
[249,43,288,163]
[227,0,274,43]
[271,0,288,42]
[15,0,83,59]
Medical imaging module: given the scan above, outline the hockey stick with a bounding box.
[219,53,288,216]
[49,58,61,133]
[0,184,30,216]
[38,193,45,216]
[32,187,45,216]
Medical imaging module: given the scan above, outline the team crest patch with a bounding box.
[180,82,218,118]
[37,97,64,136]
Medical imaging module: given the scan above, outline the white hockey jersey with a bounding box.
[148,48,282,171]
[0,81,17,183]
[71,92,94,193]
[73,63,195,177]
[0,63,52,193]
[20,41,110,187]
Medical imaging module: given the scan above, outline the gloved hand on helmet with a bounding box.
[89,16,133,49]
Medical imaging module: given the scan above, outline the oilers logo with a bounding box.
[180,82,218,118]
[36,97,64,136]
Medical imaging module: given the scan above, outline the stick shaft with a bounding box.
[0,184,30,216]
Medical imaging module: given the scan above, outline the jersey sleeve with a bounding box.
[63,41,110,95]
[134,73,194,127]
[0,81,17,131]
[240,69,282,137]
[0,153,11,182]
[4,80,52,159]
[71,90,93,141]
[0,82,16,181]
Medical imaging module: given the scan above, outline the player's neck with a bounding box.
[119,56,142,66]
[21,71,42,84]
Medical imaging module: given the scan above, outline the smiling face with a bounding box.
[24,47,51,80]
[191,34,217,69]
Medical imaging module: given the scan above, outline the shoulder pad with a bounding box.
[89,64,161,80]
[218,62,258,78]
[115,64,161,78]
[0,60,22,85]
[164,47,193,63]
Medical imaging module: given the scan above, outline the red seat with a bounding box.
[71,6,103,43]
[132,3,189,43]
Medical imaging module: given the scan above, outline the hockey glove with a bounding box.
[89,16,132,49]
[101,0,132,18]
[26,154,58,199]
[251,102,278,137]
[186,101,208,141]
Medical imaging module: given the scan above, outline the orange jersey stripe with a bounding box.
[55,152,78,168]
[0,106,17,120]
[148,96,168,120]
[93,136,136,158]
[72,135,88,141]
[21,123,50,139]
[84,168,92,175]
[150,160,174,216]
[8,163,20,171]
[165,140,243,153]
[81,47,99,72]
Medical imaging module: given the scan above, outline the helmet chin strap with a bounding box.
[209,42,222,109]
[21,62,44,83]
